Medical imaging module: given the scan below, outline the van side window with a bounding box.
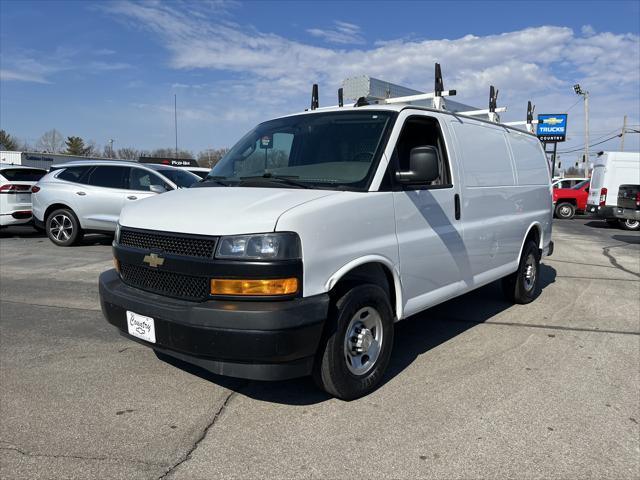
[393,116,451,188]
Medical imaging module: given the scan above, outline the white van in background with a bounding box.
[587,151,640,230]
[100,102,553,400]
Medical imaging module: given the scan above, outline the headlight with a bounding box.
[216,232,301,260]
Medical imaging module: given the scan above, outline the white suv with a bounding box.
[0,165,48,228]
[100,104,553,399]
[32,161,199,246]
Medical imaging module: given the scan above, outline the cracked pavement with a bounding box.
[1,218,639,479]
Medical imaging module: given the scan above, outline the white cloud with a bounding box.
[99,1,640,153]
[307,20,365,45]
[0,69,50,84]
[581,24,596,37]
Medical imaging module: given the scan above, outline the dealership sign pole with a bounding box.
[536,114,568,178]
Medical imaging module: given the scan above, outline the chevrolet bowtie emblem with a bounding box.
[143,253,165,268]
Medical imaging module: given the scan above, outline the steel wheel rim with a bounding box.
[523,253,537,292]
[625,220,639,229]
[559,206,571,217]
[343,306,383,376]
[50,214,73,242]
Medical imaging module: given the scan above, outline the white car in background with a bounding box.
[0,165,48,228]
[32,161,199,246]
[186,167,210,180]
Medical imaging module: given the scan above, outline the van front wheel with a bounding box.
[502,240,541,304]
[313,284,394,400]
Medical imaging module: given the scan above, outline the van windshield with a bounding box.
[206,111,394,190]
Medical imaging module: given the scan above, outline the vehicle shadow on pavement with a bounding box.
[584,220,616,229]
[0,226,45,238]
[612,234,640,245]
[158,265,557,405]
[0,227,112,246]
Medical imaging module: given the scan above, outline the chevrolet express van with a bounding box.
[99,104,553,399]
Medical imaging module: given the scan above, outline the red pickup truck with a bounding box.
[553,179,590,219]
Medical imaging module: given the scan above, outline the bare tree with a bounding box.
[146,147,194,159]
[116,147,140,160]
[197,148,229,168]
[36,129,65,153]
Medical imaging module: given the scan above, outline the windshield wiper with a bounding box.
[201,175,231,186]
[239,173,312,189]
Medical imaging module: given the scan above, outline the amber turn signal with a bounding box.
[113,257,120,273]
[211,278,298,296]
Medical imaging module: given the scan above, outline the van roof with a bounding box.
[276,104,537,137]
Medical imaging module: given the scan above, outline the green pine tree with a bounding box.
[65,136,91,156]
[0,130,18,151]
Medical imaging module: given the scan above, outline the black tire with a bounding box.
[620,219,640,231]
[502,240,541,304]
[46,208,83,246]
[313,284,394,400]
[554,202,575,219]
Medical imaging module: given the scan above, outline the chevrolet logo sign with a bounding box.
[542,117,564,125]
[143,253,165,268]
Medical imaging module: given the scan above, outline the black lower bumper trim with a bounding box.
[99,269,329,380]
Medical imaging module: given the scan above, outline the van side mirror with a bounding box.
[396,146,440,184]
[149,184,167,194]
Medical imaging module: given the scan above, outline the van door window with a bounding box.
[86,166,130,189]
[393,116,451,188]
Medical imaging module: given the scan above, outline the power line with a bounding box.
[557,132,639,154]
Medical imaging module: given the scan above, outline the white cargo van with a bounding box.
[587,151,640,230]
[99,95,553,399]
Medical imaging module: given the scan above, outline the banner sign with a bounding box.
[536,114,568,142]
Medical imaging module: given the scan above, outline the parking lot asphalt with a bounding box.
[1,218,639,480]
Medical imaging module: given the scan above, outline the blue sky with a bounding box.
[1,0,639,160]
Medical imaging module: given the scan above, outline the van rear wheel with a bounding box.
[313,284,394,400]
[554,202,575,219]
[502,240,541,304]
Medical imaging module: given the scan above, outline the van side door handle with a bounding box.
[76,191,86,196]
[127,195,137,200]
[454,193,461,220]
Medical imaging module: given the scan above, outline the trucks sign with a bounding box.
[536,114,568,142]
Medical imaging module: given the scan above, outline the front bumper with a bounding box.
[99,269,329,380]
[614,207,640,221]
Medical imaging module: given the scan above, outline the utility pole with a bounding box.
[573,84,589,176]
[174,94,178,159]
[621,115,627,151]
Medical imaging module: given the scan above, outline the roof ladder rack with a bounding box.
[503,101,539,133]
[383,63,457,108]
[456,85,507,122]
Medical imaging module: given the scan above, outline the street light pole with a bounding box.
[573,84,590,176]
[583,91,589,175]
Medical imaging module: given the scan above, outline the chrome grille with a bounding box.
[119,228,217,258]
[120,263,209,301]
